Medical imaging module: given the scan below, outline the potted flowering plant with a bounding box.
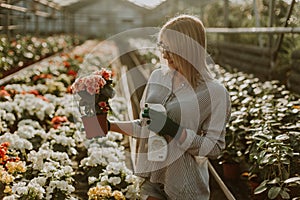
[71,68,115,138]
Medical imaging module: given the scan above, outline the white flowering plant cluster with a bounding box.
[82,133,142,200]
[4,143,76,200]
[0,40,142,199]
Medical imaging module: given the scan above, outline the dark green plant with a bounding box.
[249,126,294,199]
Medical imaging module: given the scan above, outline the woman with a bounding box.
[109,14,231,200]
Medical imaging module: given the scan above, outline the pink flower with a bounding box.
[98,77,106,88]
[71,68,115,116]
[87,86,97,95]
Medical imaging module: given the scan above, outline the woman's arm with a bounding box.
[177,85,231,159]
[110,120,142,138]
[110,121,134,136]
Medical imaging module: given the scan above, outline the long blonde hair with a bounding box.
[158,14,213,88]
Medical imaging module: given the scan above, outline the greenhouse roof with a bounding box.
[51,0,81,7]
[50,0,165,8]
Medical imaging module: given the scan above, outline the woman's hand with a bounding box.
[148,108,183,139]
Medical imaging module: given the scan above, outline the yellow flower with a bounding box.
[4,185,12,194]
[0,170,14,184]
[6,161,27,174]
[112,190,126,200]
[16,161,27,173]
[88,185,112,200]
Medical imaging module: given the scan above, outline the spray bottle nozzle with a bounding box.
[142,103,149,118]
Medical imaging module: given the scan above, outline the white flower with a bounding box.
[42,162,59,175]
[108,177,121,185]
[5,113,15,124]
[18,119,42,129]
[0,133,33,151]
[110,162,128,175]
[124,184,141,199]
[30,177,47,186]
[125,174,138,184]
[3,195,17,200]
[88,176,98,185]
[63,166,73,175]
[0,102,14,113]
[11,182,28,195]
[107,131,123,141]
[16,125,36,139]
[100,175,109,184]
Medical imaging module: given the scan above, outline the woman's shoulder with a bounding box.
[206,80,228,92]
[197,79,230,99]
[148,65,171,81]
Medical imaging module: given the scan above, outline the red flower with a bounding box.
[67,70,77,77]
[101,70,111,80]
[98,101,107,108]
[51,116,68,129]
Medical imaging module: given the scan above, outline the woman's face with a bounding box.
[158,41,177,70]
[163,50,176,69]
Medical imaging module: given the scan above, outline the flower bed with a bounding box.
[214,65,300,199]
[0,34,81,78]
[0,40,141,199]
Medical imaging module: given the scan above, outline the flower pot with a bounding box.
[222,163,240,180]
[81,114,108,139]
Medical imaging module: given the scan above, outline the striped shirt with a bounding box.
[132,67,231,200]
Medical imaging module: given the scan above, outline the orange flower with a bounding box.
[67,85,72,93]
[63,61,71,68]
[36,95,49,102]
[74,54,84,63]
[293,105,300,110]
[0,90,10,97]
[0,142,10,164]
[51,116,68,129]
[28,90,39,96]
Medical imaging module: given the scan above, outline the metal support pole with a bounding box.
[62,9,66,34]
[51,9,55,34]
[31,1,39,36]
[271,0,296,71]
[23,0,27,35]
[224,0,229,27]
[6,0,11,40]
[253,0,263,47]
[268,0,275,48]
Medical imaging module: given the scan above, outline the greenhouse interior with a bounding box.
[0,0,300,199]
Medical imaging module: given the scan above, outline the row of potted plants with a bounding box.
[214,65,300,199]
[0,39,141,199]
[0,34,81,78]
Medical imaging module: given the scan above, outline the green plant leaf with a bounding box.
[279,190,290,199]
[254,180,268,194]
[268,186,281,199]
[268,177,280,184]
[275,134,289,141]
[284,177,300,184]
[261,154,274,164]
[253,133,272,141]
[282,168,290,180]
